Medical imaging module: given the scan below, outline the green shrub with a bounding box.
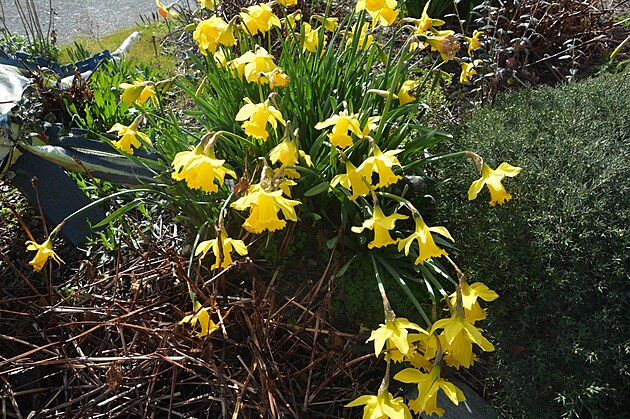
[437,71,630,418]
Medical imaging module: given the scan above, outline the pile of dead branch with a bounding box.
[0,202,378,418]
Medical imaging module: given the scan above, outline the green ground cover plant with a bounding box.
[437,70,630,418]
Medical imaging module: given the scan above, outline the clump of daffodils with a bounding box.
[101,0,523,414]
[349,277,498,417]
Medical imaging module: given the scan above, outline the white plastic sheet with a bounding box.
[0,64,27,114]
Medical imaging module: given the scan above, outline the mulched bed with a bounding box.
[0,185,377,418]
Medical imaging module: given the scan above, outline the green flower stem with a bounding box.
[376,192,419,216]
[51,188,163,240]
[376,255,433,329]
[378,357,391,396]
[376,34,417,139]
[610,34,630,60]
[258,82,265,104]
[370,254,394,321]
[188,220,210,302]
[218,192,234,224]
[402,150,468,171]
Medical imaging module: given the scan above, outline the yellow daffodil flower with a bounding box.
[269,137,312,178]
[277,0,297,6]
[193,15,235,55]
[468,162,522,206]
[330,161,372,200]
[406,335,436,372]
[171,146,237,193]
[213,49,228,67]
[229,57,246,78]
[108,115,152,155]
[445,352,477,370]
[195,230,248,269]
[346,22,373,50]
[302,23,325,53]
[397,80,420,105]
[386,331,429,363]
[459,61,478,83]
[356,0,396,14]
[431,313,495,368]
[366,316,425,357]
[352,206,408,249]
[269,68,290,89]
[361,115,381,137]
[235,98,285,141]
[231,185,301,233]
[425,31,460,62]
[240,3,281,36]
[449,281,498,323]
[370,6,399,27]
[346,391,412,419]
[265,174,297,197]
[315,110,363,149]
[397,215,453,265]
[199,0,218,9]
[269,138,298,166]
[356,147,402,188]
[411,1,445,35]
[394,366,466,416]
[26,237,63,271]
[240,49,277,84]
[466,30,483,55]
[282,11,302,31]
[318,16,338,32]
[180,300,219,338]
[119,80,156,106]
[231,46,278,84]
[355,0,399,27]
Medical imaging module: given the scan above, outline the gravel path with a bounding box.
[0,0,158,44]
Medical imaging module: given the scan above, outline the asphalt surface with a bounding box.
[0,0,158,44]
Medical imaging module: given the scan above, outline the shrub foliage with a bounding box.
[438,71,630,418]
